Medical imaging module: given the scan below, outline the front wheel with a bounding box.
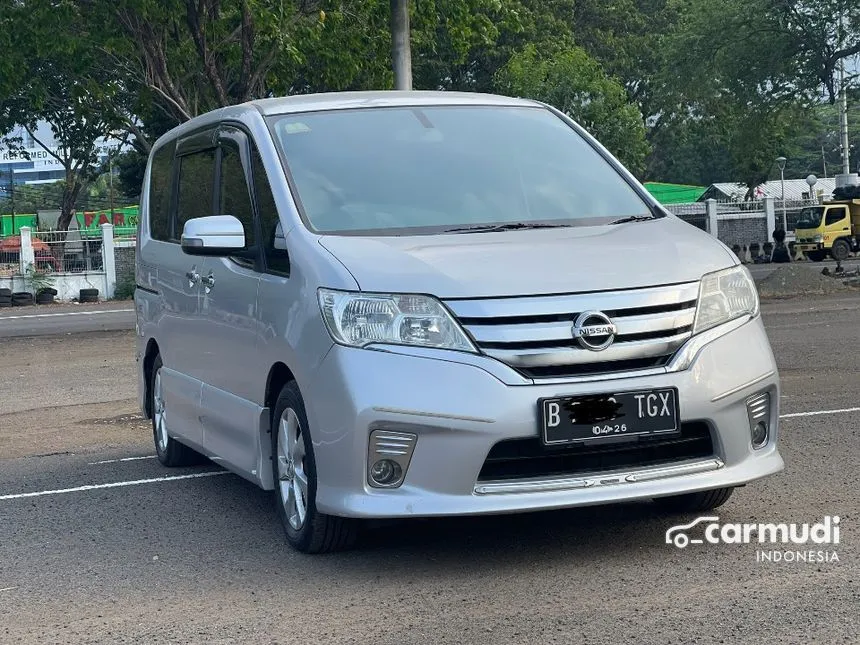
[653,487,734,513]
[271,381,358,553]
[831,239,851,262]
[150,355,205,467]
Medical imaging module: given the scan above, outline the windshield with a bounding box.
[268,106,653,236]
[796,207,823,229]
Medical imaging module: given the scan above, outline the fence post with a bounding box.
[101,223,116,299]
[19,226,35,273]
[764,196,776,240]
[705,199,719,239]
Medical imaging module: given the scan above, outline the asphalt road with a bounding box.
[0,302,135,337]
[1,295,859,644]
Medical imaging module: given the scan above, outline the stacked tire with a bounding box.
[11,292,34,307]
[79,288,99,303]
[36,287,57,305]
[0,288,11,308]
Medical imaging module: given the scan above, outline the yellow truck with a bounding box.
[794,198,860,261]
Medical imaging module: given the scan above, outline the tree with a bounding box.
[495,44,651,175]
[100,0,326,127]
[0,1,127,231]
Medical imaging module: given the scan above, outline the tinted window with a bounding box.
[268,106,651,236]
[252,150,289,275]
[219,142,255,248]
[148,141,175,241]
[825,207,847,226]
[175,149,215,239]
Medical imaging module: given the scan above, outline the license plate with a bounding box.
[539,388,680,445]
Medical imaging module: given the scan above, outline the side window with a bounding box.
[252,150,290,275]
[148,141,174,241]
[218,142,256,249]
[825,207,847,226]
[175,149,216,240]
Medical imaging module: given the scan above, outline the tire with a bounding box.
[271,381,358,553]
[150,355,205,467]
[831,239,851,262]
[11,292,34,306]
[79,288,99,303]
[0,301,11,308]
[36,294,54,305]
[654,487,734,514]
[40,287,58,296]
[806,250,825,262]
[0,288,10,297]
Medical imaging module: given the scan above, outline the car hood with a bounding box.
[318,217,736,298]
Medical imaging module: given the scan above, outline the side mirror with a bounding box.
[180,215,245,256]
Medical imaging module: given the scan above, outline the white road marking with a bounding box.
[0,587,17,592]
[0,471,228,501]
[0,309,133,320]
[88,455,157,465]
[781,407,860,419]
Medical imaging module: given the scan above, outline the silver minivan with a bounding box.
[135,91,784,553]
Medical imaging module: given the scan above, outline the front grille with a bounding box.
[445,282,699,379]
[477,422,714,482]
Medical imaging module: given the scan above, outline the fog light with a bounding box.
[746,392,771,449]
[367,429,417,488]
[751,421,768,447]
[370,459,403,486]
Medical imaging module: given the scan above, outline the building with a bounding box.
[699,178,837,202]
[0,121,123,188]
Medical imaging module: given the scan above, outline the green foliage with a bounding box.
[495,44,650,175]
[113,272,136,300]
[21,263,56,295]
[3,0,858,198]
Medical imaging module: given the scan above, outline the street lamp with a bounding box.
[776,156,787,231]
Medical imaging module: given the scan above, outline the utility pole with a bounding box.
[109,150,115,221]
[839,57,850,175]
[821,144,828,178]
[838,15,850,175]
[390,0,412,90]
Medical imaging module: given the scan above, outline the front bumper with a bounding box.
[306,316,783,518]
[795,242,824,252]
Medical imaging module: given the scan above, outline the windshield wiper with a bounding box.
[608,215,655,225]
[441,222,572,234]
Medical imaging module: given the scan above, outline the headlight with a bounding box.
[693,265,759,334]
[318,289,476,352]
[813,235,823,243]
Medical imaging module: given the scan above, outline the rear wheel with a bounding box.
[831,239,851,262]
[653,487,734,513]
[271,381,358,553]
[150,355,205,467]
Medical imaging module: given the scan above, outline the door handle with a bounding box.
[201,272,216,293]
[186,267,200,287]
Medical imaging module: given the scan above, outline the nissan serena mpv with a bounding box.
[134,91,784,553]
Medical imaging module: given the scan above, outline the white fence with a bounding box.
[0,224,119,301]
[666,197,819,249]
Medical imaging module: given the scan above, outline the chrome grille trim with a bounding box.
[474,458,725,495]
[482,332,692,368]
[465,307,696,344]
[445,282,700,379]
[445,282,700,320]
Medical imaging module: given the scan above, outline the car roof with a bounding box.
[249,90,543,116]
[150,91,546,155]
